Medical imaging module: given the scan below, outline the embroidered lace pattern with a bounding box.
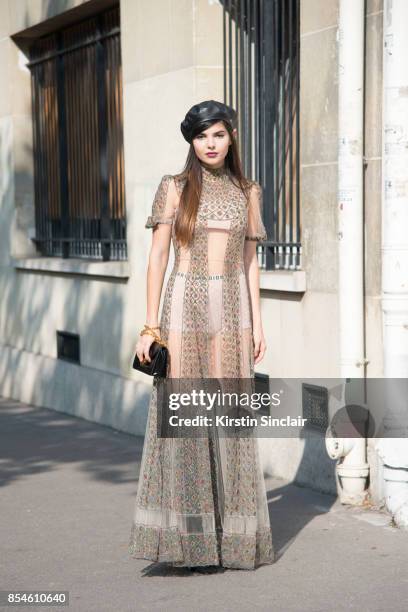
[129,164,274,569]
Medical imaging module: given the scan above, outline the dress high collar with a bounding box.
[201,162,229,181]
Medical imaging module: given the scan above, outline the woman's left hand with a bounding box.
[253,326,267,364]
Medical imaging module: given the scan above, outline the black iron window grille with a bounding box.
[222,0,301,270]
[27,6,126,261]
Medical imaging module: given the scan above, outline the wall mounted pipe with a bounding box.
[330,0,369,504]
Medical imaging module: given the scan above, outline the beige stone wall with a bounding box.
[259,1,341,379]
[297,0,342,382]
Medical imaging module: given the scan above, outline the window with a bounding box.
[28,6,126,261]
[222,0,301,270]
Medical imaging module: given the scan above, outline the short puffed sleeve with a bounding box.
[145,174,176,229]
[245,181,267,242]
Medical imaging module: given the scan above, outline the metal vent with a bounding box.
[57,331,80,364]
[302,383,328,431]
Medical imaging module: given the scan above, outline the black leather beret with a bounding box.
[180,99,237,143]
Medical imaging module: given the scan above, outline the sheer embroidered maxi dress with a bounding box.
[129,164,274,569]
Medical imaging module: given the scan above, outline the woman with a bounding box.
[129,100,274,570]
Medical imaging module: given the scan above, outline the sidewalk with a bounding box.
[1,396,408,612]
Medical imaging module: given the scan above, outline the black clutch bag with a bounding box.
[132,340,169,378]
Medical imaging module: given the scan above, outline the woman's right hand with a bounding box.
[135,333,156,364]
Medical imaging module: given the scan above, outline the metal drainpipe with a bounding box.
[375,0,408,529]
[325,0,369,504]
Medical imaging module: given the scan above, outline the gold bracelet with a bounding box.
[140,328,168,348]
[140,328,158,339]
[141,325,160,337]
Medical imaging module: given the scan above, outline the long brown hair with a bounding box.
[174,119,252,248]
